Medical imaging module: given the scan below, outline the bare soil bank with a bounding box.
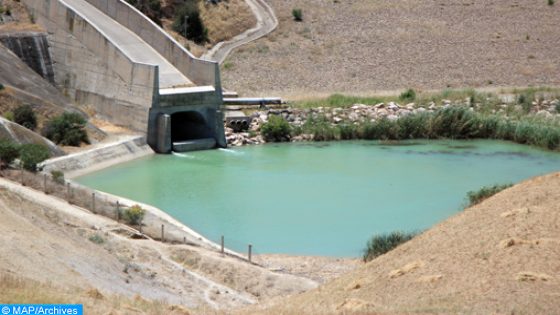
[222,0,560,97]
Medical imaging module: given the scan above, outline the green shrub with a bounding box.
[42,112,89,146]
[4,111,13,121]
[466,183,513,206]
[292,8,303,21]
[363,231,417,262]
[399,88,416,102]
[548,0,555,5]
[0,140,20,169]
[88,234,105,244]
[261,115,292,142]
[13,104,37,130]
[172,2,208,44]
[50,170,65,184]
[555,103,560,113]
[123,204,146,226]
[517,92,534,113]
[126,0,163,25]
[303,115,337,141]
[0,83,4,90]
[19,143,50,172]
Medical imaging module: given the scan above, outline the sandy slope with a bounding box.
[222,0,560,97]
[241,172,560,315]
[0,178,316,311]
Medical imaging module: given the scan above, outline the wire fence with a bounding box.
[0,168,257,263]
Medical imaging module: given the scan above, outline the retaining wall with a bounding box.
[83,0,219,88]
[23,0,158,132]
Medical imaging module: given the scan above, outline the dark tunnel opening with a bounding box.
[171,111,213,143]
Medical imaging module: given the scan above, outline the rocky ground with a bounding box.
[222,0,560,97]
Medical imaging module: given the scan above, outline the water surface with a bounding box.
[76,140,560,257]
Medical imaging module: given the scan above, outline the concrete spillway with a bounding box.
[63,0,193,89]
[23,0,226,152]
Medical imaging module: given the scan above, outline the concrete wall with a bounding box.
[84,0,219,88]
[42,136,153,178]
[23,0,158,132]
[0,32,55,84]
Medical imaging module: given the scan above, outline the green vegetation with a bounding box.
[88,234,105,245]
[363,231,417,262]
[42,112,89,146]
[467,184,513,206]
[548,0,555,6]
[261,115,292,142]
[123,204,146,226]
[399,88,416,102]
[294,107,560,151]
[19,143,50,172]
[126,0,163,25]
[13,104,37,131]
[0,83,4,90]
[223,61,234,70]
[292,8,303,21]
[0,140,20,169]
[172,2,208,44]
[4,111,13,121]
[50,170,65,185]
[295,94,387,108]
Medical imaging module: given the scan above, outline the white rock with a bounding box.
[387,114,399,121]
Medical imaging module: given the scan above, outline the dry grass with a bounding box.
[238,172,560,315]
[159,0,256,55]
[0,0,42,33]
[222,0,560,97]
[200,0,256,44]
[0,274,192,315]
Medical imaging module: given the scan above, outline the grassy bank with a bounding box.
[282,106,560,151]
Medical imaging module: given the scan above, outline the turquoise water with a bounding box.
[76,140,560,257]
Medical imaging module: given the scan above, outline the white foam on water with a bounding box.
[218,148,243,155]
[172,151,196,159]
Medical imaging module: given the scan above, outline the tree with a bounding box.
[42,112,89,146]
[19,143,50,172]
[0,140,19,169]
[172,1,208,44]
[13,104,37,130]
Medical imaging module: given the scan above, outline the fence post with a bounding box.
[67,183,71,203]
[116,201,120,221]
[43,174,47,194]
[91,192,96,213]
[248,244,252,263]
[183,236,186,244]
[221,235,224,255]
[161,224,164,242]
[20,168,24,186]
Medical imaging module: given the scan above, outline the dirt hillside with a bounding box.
[222,0,560,97]
[241,172,560,315]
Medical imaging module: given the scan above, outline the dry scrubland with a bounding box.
[239,172,560,315]
[160,0,256,56]
[222,0,560,97]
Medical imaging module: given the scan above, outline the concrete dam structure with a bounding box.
[22,0,226,153]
